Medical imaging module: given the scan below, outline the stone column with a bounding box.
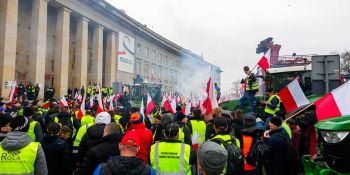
[0,0,18,99]
[29,0,47,99]
[54,7,70,98]
[75,17,89,89]
[105,32,116,87]
[92,25,104,84]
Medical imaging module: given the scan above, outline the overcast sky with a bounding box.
[106,0,350,91]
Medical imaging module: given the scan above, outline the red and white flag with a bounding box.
[192,130,199,151]
[161,95,166,107]
[314,81,350,121]
[59,96,68,107]
[96,85,104,115]
[203,75,218,114]
[8,80,17,103]
[184,102,191,116]
[163,99,174,114]
[89,96,94,109]
[257,49,270,71]
[109,95,115,111]
[78,93,82,103]
[140,98,145,117]
[74,92,79,100]
[170,99,176,114]
[146,94,155,116]
[77,95,86,120]
[278,79,309,113]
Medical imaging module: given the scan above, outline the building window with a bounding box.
[145,47,149,57]
[136,61,141,74]
[137,43,142,54]
[144,64,149,77]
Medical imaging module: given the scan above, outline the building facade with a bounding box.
[0,0,221,99]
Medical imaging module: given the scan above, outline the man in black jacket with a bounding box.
[41,123,72,175]
[78,123,123,175]
[263,117,298,175]
[94,131,155,175]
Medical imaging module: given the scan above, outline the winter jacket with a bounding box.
[0,131,48,175]
[176,121,192,146]
[94,156,155,175]
[41,134,72,175]
[78,132,123,175]
[230,118,244,144]
[78,124,106,163]
[128,123,153,164]
[265,127,298,175]
[205,119,215,140]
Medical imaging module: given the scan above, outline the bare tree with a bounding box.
[231,79,242,98]
[340,51,350,73]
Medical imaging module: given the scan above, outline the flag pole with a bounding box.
[284,102,314,122]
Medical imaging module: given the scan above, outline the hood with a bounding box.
[242,126,265,136]
[1,131,32,151]
[106,156,148,175]
[86,124,106,139]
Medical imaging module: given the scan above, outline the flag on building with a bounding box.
[257,49,270,71]
[314,81,350,121]
[278,79,309,113]
[8,80,17,103]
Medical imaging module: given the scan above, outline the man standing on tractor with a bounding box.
[263,88,282,128]
[239,66,258,113]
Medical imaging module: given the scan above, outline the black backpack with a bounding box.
[246,137,269,166]
[211,136,244,175]
[275,133,299,173]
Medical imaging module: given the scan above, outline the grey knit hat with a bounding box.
[197,141,228,174]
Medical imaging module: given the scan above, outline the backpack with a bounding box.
[275,133,299,172]
[211,136,244,175]
[246,137,269,166]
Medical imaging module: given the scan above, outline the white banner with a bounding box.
[118,32,135,73]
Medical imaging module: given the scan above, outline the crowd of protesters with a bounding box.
[0,75,310,175]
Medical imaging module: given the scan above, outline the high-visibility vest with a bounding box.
[178,126,185,143]
[0,142,39,174]
[210,134,241,148]
[264,95,281,115]
[189,120,206,146]
[242,135,256,171]
[108,88,113,95]
[150,142,191,175]
[282,122,292,139]
[114,115,124,132]
[87,88,92,94]
[81,115,95,126]
[54,116,76,136]
[28,121,37,142]
[73,123,94,148]
[245,77,258,91]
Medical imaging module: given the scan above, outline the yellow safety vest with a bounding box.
[189,120,206,145]
[210,134,241,148]
[0,142,39,174]
[108,88,113,95]
[54,116,76,136]
[81,115,95,126]
[114,115,124,132]
[264,95,281,115]
[28,121,37,142]
[73,123,94,148]
[282,122,292,139]
[150,142,191,175]
[245,77,258,91]
[87,88,92,94]
[178,126,185,143]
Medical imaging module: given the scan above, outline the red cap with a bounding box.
[121,131,140,147]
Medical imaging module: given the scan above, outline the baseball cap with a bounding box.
[130,112,143,124]
[197,141,228,174]
[121,131,140,147]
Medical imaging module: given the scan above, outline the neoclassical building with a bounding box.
[0,0,221,99]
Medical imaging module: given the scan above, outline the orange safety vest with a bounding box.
[242,135,256,171]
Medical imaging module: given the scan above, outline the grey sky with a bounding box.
[106,0,350,91]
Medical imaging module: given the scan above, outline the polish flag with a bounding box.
[146,94,155,116]
[170,99,176,114]
[109,95,115,111]
[74,92,79,100]
[77,95,86,120]
[184,102,191,116]
[192,130,199,151]
[163,99,175,114]
[278,79,309,113]
[96,85,104,115]
[8,80,17,103]
[257,49,270,71]
[140,98,145,118]
[89,96,94,109]
[161,95,166,107]
[78,93,82,103]
[203,76,218,114]
[59,96,68,107]
[314,81,350,121]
